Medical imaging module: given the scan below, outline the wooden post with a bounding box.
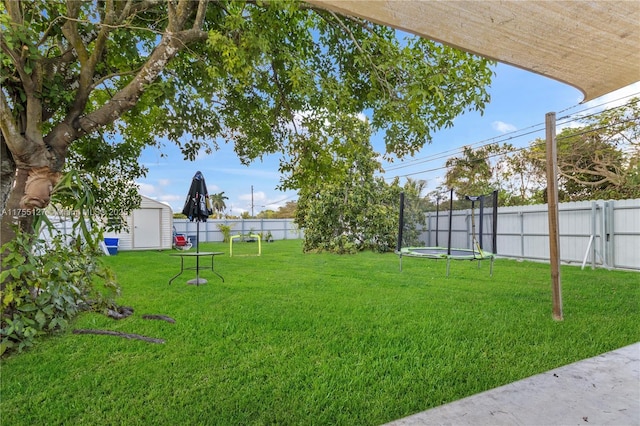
[545,112,563,321]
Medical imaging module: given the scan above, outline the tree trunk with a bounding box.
[0,168,34,248]
[0,168,36,294]
[1,136,16,210]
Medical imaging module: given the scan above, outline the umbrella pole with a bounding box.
[187,221,207,285]
[196,221,200,284]
[196,221,202,285]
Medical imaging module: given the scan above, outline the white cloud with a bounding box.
[137,182,157,197]
[137,179,189,212]
[492,121,517,133]
[159,193,183,204]
[239,190,267,203]
[206,183,221,193]
[231,207,247,215]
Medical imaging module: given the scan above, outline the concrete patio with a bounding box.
[386,342,639,426]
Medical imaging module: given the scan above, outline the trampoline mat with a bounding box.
[400,246,494,260]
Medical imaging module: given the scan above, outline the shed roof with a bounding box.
[306,0,640,102]
[140,194,172,211]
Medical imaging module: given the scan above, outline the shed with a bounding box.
[104,195,173,251]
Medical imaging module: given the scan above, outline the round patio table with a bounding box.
[169,251,224,285]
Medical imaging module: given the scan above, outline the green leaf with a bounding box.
[0,340,13,356]
[17,303,37,312]
[35,310,46,326]
[0,270,12,283]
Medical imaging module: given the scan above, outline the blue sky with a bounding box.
[136,62,639,215]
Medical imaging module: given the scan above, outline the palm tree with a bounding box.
[209,192,229,219]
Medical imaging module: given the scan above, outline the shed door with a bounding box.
[133,208,161,249]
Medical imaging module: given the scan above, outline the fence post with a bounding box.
[520,211,525,259]
[466,212,471,250]
[591,202,597,269]
[605,201,615,268]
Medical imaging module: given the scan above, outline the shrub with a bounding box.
[217,223,233,243]
[0,226,119,356]
[1,171,121,356]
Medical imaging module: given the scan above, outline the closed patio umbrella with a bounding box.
[182,170,213,224]
[180,171,213,285]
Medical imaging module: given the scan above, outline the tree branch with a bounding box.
[44,0,207,154]
[61,1,89,64]
[322,11,394,100]
[62,28,207,144]
[118,0,163,21]
[0,90,49,168]
[63,0,116,123]
[0,91,23,153]
[195,0,210,28]
[73,329,165,344]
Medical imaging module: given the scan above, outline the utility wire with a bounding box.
[263,194,296,206]
[382,99,639,181]
[382,96,639,174]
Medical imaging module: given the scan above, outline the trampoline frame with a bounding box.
[399,246,495,276]
[397,189,498,276]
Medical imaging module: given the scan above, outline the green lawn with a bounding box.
[1,240,638,425]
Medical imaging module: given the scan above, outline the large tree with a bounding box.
[459,98,640,206]
[1,0,494,251]
[293,114,402,253]
[494,143,546,206]
[444,144,502,199]
[525,99,640,202]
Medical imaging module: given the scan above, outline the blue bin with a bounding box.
[104,238,119,255]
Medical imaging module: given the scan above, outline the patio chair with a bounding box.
[173,234,192,250]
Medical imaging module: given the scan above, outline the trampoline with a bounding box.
[399,246,495,276]
[397,189,498,276]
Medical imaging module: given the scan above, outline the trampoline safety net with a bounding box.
[397,189,498,276]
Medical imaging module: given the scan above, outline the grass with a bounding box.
[1,240,638,425]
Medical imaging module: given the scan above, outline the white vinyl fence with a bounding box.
[173,218,303,245]
[39,199,639,271]
[38,218,302,250]
[420,198,640,271]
